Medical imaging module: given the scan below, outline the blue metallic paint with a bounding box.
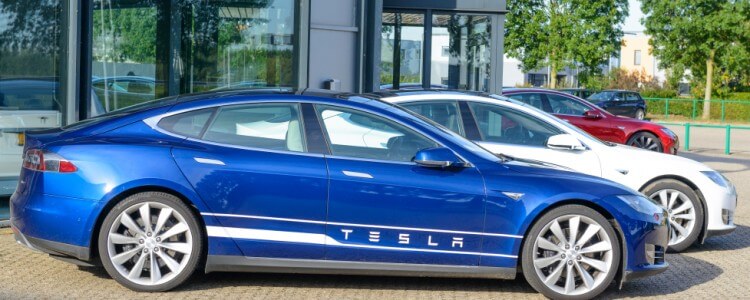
[10,92,667,281]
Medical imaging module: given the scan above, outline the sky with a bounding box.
[623,0,646,33]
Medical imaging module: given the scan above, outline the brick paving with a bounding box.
[1,151,749,299]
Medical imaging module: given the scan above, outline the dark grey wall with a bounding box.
[383,0,506,12]
[307,0,361,92]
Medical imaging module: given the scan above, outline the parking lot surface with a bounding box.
[2,150,749,299]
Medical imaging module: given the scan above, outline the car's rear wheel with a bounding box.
[522,205,620,300]
[98,192,203,292]
[627,131,663,152]
[635,109,645,120]
[642,179,703,252]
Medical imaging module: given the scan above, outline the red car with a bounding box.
[502,88,678,154]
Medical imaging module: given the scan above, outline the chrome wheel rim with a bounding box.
[107,202,193,286]
[629,135,661,151]
[649,189,696,246]
[532,215,613,296]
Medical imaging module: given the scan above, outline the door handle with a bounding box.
[194,157,225,166]
[342,170,373,179]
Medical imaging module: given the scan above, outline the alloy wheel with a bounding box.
[532,215,614,296]
[636,110,645,120]
[649,189,696,246]
[106,202,193,286]
[629,134,661,151]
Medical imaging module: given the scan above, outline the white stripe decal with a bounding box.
[206,226,517,258]
[202,212,522,239]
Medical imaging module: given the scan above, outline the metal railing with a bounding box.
[658,121,750,155]
[645,97,750,123]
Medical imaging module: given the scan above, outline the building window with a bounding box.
[91,0,296,114]
[431,14,491,92]
[634,50,642,66]
[380,12,425,90]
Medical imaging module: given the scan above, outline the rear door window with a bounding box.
[157,108,215,138]
[400,101,464,135]
[202,103,307,152]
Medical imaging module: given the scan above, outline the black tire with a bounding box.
[626,131,663,152]
[641,179,704,252]
[522,205,621,300]
[635,109,645,120]
[98,192,203,292]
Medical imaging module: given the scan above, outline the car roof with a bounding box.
[365,89,491,99]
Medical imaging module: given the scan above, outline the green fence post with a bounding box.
[721,100,726,123]
[725,125,731,155]
[664,99,669,119]
[684,123,690,151]
[691,99,697,120]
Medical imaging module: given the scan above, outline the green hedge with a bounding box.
[646,98,750,121]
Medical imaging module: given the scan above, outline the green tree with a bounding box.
[505,0,628,88]
[641,0,749,119]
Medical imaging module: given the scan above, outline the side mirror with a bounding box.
[583,110,603,120]
[547,134,586,151]
[414,147,466,168]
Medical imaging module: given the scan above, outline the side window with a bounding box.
[626,93,639,101]
[158,108,214,138]
[614,93,624,101]
[507,93,544,110]
[316,105,437,162]
[468,102,562,147]
[203,103,306,152]
[546,94,591,116]
[400,101,464,136]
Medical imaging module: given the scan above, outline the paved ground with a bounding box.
[664,124,750,156]
[1,151,750,299]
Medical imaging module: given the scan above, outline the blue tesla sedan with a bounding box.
[11,89,668,299]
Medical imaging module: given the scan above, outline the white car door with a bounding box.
[465,101,603,176]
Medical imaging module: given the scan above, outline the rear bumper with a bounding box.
[11,220,91,261]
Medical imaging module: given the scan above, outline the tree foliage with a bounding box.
[641,0,750,118]
[505,0,629,88]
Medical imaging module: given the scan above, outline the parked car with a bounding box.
[0,78,104,196]
[92,76,157,111]
[11,89,668,299]
[587,90,648,120]
[558,88,597,99]
[502,88,678,154]
[379,90,736,251]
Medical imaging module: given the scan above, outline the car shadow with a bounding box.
[147,254,720,297]
[599,253,722,298]
[679,150,750,175]
[685,224,750,253]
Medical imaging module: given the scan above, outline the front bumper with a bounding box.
[702,183,738,238]
[620,215,670,283]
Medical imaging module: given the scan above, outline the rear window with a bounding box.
[157,108,214,138]
[0,88,60,111]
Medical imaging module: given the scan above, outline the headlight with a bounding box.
[660,127,676,137]
[701,171,730,188]
[617,194,662,215]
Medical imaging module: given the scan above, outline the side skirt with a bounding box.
[205,255,516,280]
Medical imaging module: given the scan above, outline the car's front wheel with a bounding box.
[522,205,620,300]
[642,179,703,252]
[635,109,645,120]
[627,131,663,152]
[98,192,203,292]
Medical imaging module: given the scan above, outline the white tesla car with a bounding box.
[379,91,737,251]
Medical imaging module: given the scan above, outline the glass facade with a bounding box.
[91,0,296,114]
[380,12,424,90]
[0,0,69,196]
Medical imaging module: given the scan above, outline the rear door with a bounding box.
[168,102,329,259]
[624,92,641,117]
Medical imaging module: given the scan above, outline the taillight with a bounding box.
[22,149,78,173]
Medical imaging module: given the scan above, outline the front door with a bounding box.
[314,104,488,266]
[170,102,329,259]
[465,101,602,176]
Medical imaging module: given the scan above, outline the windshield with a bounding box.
[489,94,615,146]
[587,91,616,101]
